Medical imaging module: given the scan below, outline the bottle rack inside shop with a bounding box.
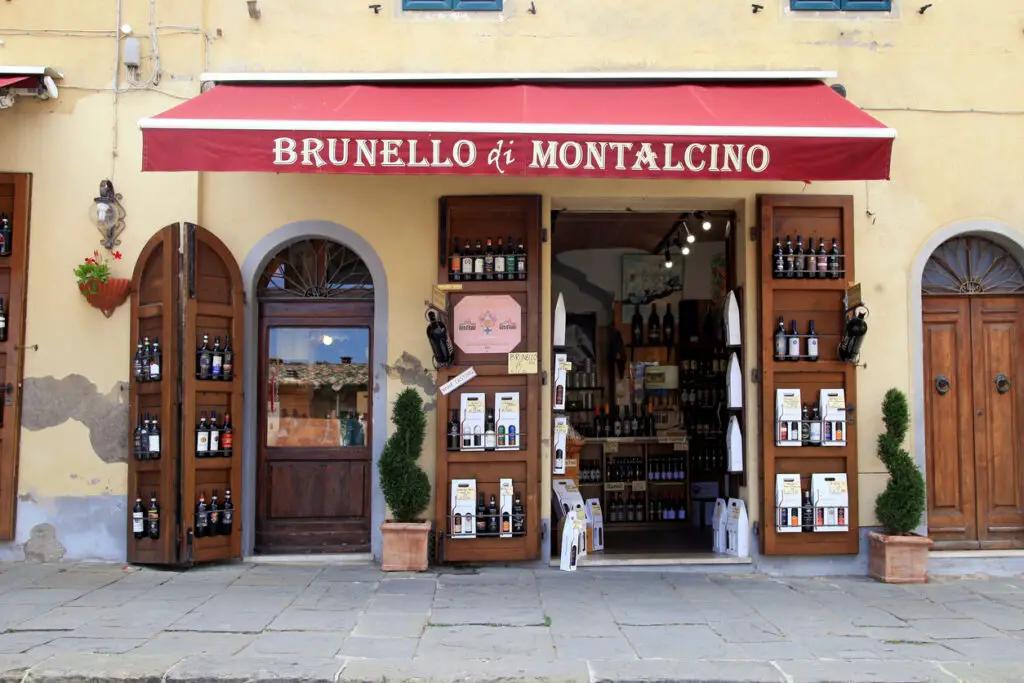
[758,195,859,556]
[434,195,542,564]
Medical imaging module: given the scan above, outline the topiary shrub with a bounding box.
[874,388,927,535]
[378,388,431,523]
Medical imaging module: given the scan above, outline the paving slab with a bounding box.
[133,632,255,657]
[589,659,784,683]
[775,659,957,683]
[0,654,58,683]
[353,614,426,638]
[789,634,882,660]
[340,657,589,683]
[364,593,434,615]
[339,636,418,660]
[23,652,187,683]
[0,632,58,655]
[940,661,1024,683]
[418,625,555,661]
[166,654,343,683]
[941,635,1024,662]
[619,624,729,659]
[242,631,345,657]
[23,637,146,656]
[265,607,360,632]
[552,635,637,660]
[909,617,1004,640]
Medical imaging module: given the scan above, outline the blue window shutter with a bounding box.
[403,0,453,9]
[841,0,892,9]
[453,0,503,9]
[791,0,842,9]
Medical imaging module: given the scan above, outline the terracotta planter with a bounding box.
[79,277,131,318]
[381,521,431,572]
[868,530,933,584]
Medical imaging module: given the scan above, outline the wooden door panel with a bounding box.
[256,306,373,554]
[922,296,977,547]
[971,297,1024,548]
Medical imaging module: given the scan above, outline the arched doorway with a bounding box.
[254,238,375,554]
[922,235,1024,550]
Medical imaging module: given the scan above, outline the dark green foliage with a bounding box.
[874,388,927,535]
[378,388,431,523]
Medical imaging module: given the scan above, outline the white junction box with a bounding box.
[819,388,847,447]
[499,478,513,538]
[495,391,521,451]
[460,393,486,451]
[585,498,604,552]
[775,473,803,533]
[554,352,569,411]
[450,479,477,539]
[811,473,849,532]
[553,414,568,474]
[775,389,802,447]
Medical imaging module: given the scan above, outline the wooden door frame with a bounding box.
[255,299,374,554]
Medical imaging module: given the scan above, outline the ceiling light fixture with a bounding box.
[682,245,691,256]
[664,248,673,269]
[700,212,712,231]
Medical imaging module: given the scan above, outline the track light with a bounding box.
[664,249,673,269]
[686,230,695,244]
[700,212,712,231]
[682,245,690,256]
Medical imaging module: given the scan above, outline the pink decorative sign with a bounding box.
[452,295,522,355]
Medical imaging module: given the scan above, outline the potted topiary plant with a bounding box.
[869,388,931,583]
[378,388,432,571]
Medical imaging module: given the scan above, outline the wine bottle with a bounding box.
[211,337,223,379]
[222,336,234,381]
[195,492,208,538]
[810,402,822,446]
[648,304,661,346]
[450,236,461,282]
[817,237,828,278]
[133,339,145,383]
[208,491,220,536]
[774,317,787,362]
[631,307,644,347]
[662,305,675,347]
[506,236,517,280]
[828,238,841,279]
[800,403,811,446]
[220,489,234,536]
[473,239,484,281]
[196,412,210,456]
[516,237,527,280]
[148,416,161,459]
[0,214,10,257]
[147,493,160,540]
[197,334,212,380]
[149,338,162,381]
[132,495,145,540]
[209,411,221,453]
[784,235,795,278]
[447,410,459,451]
[807,320,819,362]
[794,236,805,279]
[220,413,233,457]
[494,237,505,281]
[462,239,474,280]
[512,491,524,534]
[773,237,784,278]
[484,238,495,281]
[788,320,801,361]
[142,337,152,381]
[483,408,496,451]
[802,490,815,532]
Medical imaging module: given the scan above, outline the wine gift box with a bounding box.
[712,498,728,552]
[494,392,520,451]
[775,389,802,447]
[585,497,604,552]
[725,498,750,558]
[553,353,569,412]
[450,479,477,539]
[819,389,847,447]
[811,473,850,532]
[775,474,803,534]
[552,414,568,474]
[459,393,486,452]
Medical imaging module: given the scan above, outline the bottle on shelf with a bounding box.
[484,408,496,451]
[805,237,818,277]
[810,402,822,446]
[221,489,233,536]
[622,405,632,437]
[222,335,234,381]
[816,237,828,278]
[487,495,499,534]
[630,404,640,436]
[447,410,459,451]
[788,320,800,361]
[512,491,524,534]
[473,239,484,281]
[132,494,145,540]
[221,413,233,457]
[209,411,221,453]
[648,304,661,346]
[133,414,146,460]
[449,236,461,282]
[774,317,787,362]
[631,306,644,347]
[195,492,208,538]
[516,237,527,280]
[502,502,511,534]
[773,237,784,279]
[807,320,819,362]
[662,305,675,348]
[794,236,805,279]
[462,239,474,280]
[613,407,622,437]
[784,235,795,278]
[801,403,811,446]
[148,415,161,459]
[211,337,224,379]
[147,493,160,540]
[133,338,146,382]
[829,238,841,279]
[207,491,220,536]
[505,235,516,280]
[149,338,162,381]
[802,490,815,532]
[494,237,505,281]
[0,213,10,257]
[197,334,212,380]
[0,298,7,344]
[141,337,152,381]
[476,494,487,535]
[484,238,495,281]
[196,411,210,456]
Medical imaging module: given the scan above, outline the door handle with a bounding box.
[995,373,1012,395]
[935,374,951,396]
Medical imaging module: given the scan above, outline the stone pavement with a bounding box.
[0,563,1020,682]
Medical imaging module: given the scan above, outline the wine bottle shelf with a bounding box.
[440,280,529,293]
[193,380,237,393]
[770,280,850,291]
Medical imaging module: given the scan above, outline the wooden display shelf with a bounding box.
[437,280,528,293]
[604,521,690,531]
[758,195,859,557]
[193,380,237,393]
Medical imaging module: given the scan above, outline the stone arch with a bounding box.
[908,219,1024,535]
[241,221,388,560]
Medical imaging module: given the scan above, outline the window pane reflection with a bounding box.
[266,327,370,448]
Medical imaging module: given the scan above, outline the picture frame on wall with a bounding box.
[621,254,684,305]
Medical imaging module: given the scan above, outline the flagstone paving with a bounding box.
[0,562,1019,681]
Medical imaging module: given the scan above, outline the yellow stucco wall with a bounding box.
[0,0,1022,558]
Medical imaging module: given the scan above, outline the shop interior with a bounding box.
[551,209,743,559]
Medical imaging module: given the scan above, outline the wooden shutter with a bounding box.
[127,225,182,564]
[180,224,244,563]
[0,174,32,540]
[757,195,859,556]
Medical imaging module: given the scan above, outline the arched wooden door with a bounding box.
[255,239,374,554]
[127,223,244,565]
[923,236,1024,550]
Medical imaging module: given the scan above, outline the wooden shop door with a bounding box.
[255,240,375,554]
[922,237,1024,550]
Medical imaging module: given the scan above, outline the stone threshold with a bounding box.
[929,549,1024,558]
[246,552,374,565]
[549,552,752,568]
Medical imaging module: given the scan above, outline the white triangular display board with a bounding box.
[725,498,750,558]
[727,352,742,409]
[724,290,741,347]
[727,415,744,473]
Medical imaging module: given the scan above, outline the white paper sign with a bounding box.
[439,367,477,396]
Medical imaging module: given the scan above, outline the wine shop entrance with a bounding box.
[551,209,745,562]
[255,239,375,554]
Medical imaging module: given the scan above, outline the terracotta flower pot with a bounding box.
[868,530,933,584]
[381,520,431,572]
[79,277,131,318]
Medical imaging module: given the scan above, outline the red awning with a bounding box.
[140,79,895,181]
[0,77,36,89]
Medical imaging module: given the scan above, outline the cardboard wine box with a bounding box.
[460,393,486,451]
[712,498,728,552]
[585,498,604,552]
[725,498,750,558]
[811,473,850,532]
[554,353,569,412]
[450,479,476,539]
[775,389,802,447]
[499,478,513,538]
[775,473,802,533]
[495,391,521,451]
[553,415,568,474]
[819,389,847,447]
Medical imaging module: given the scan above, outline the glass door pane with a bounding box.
[265,327,370,448]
